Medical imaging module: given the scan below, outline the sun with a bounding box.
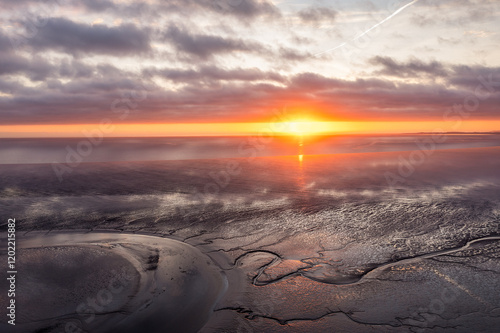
[278,119,332,136]
[287,121,309,134]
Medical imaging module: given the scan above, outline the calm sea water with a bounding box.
[1,133,500,164]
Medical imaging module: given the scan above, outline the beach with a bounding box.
[1,135,499,332]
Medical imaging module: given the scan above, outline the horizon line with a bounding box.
[1,121,500,138]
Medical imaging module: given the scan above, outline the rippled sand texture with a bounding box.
[1,146,500,332]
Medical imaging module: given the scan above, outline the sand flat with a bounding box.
[0,231,226,333]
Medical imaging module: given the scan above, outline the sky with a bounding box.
[0,0,499,137]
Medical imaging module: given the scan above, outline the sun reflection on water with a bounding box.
[298,134,304,166]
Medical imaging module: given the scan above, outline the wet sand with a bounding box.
[1,145,500,332]
[0,232,226,333]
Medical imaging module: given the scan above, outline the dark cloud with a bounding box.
[298,7,337,23]
[0,54,53,81]
[2,66,499,125]
[164,25,261,59]
[69,0,279,19]
[0,0,36,8]
[0,30,54,81]
[448,65,500,90]
[0,48,140,84]
[277,47,315,62]
[291,73,395,91]
[290,73,341,90]
[0,78,24,96]
[370,57,500,94]
[203,0,279,18]
[57,59,95,79]
[0,32,13,50]
[370,56,449,78]
[24,18,151,56]
[79,0,116,12]
[144,66,285,83]
[0,76,151,124]
[162,26,313,62]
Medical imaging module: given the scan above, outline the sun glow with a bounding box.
[2,120,500,138]
[278,120,333,136]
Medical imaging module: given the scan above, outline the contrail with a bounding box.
[315,0,420,56]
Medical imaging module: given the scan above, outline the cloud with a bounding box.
[410,0,499,27]
[370,57,500,92]
[448,65,500,89]
[297,7,337,24]
[68,0,279,19]
[2,65,499,125]
[370,56,449,78]
[144,65,285,83]
[79,0,117,12]
[24,18,151,56]
[276,47,315,62]
[291,73,395,91]
[0,0,36,9]
[0,54,53,81]
[1,0,499,128]
[203,0,279,18]
[0,31,11,48]
[164,25,261,59]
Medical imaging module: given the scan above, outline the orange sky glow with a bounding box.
[1,120,499,138]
